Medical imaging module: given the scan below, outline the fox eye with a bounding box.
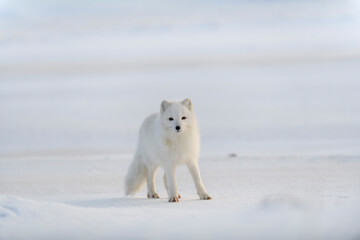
[169,117,174,121]
[181,116,186,120]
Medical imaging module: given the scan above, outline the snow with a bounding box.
[1,0,360,239]
[1,153,360,239]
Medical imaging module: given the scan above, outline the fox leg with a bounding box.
[147,166,159,199]
[163,173,181,199]
[187,161,212,200]
[164,166,180,202]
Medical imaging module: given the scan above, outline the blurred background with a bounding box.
[1,0,360,156]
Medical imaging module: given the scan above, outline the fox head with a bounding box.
[160,98,194,134]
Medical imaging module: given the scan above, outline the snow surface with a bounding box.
[1,0,360,239]
[1,153,360,240]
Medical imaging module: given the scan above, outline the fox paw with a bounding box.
[199,192,212,200]
[169,196,180,202]
[147,192,160,199]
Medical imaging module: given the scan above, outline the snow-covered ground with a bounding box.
[1,152,360,239]
[1,0,360,239]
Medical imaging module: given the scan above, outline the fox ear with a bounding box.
[182,98,192,111]
[161,100,170,112]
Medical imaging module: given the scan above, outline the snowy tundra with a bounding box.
[125,99,211,202]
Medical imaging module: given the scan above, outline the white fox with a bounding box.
[125,98,212,202]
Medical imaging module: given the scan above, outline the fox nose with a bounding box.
[176,126,181,131]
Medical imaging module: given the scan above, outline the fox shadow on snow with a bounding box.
[66,196,201,208]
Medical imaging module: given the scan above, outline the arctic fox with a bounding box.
[125,98,212,202]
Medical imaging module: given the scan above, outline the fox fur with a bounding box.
[125,98,211,202]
